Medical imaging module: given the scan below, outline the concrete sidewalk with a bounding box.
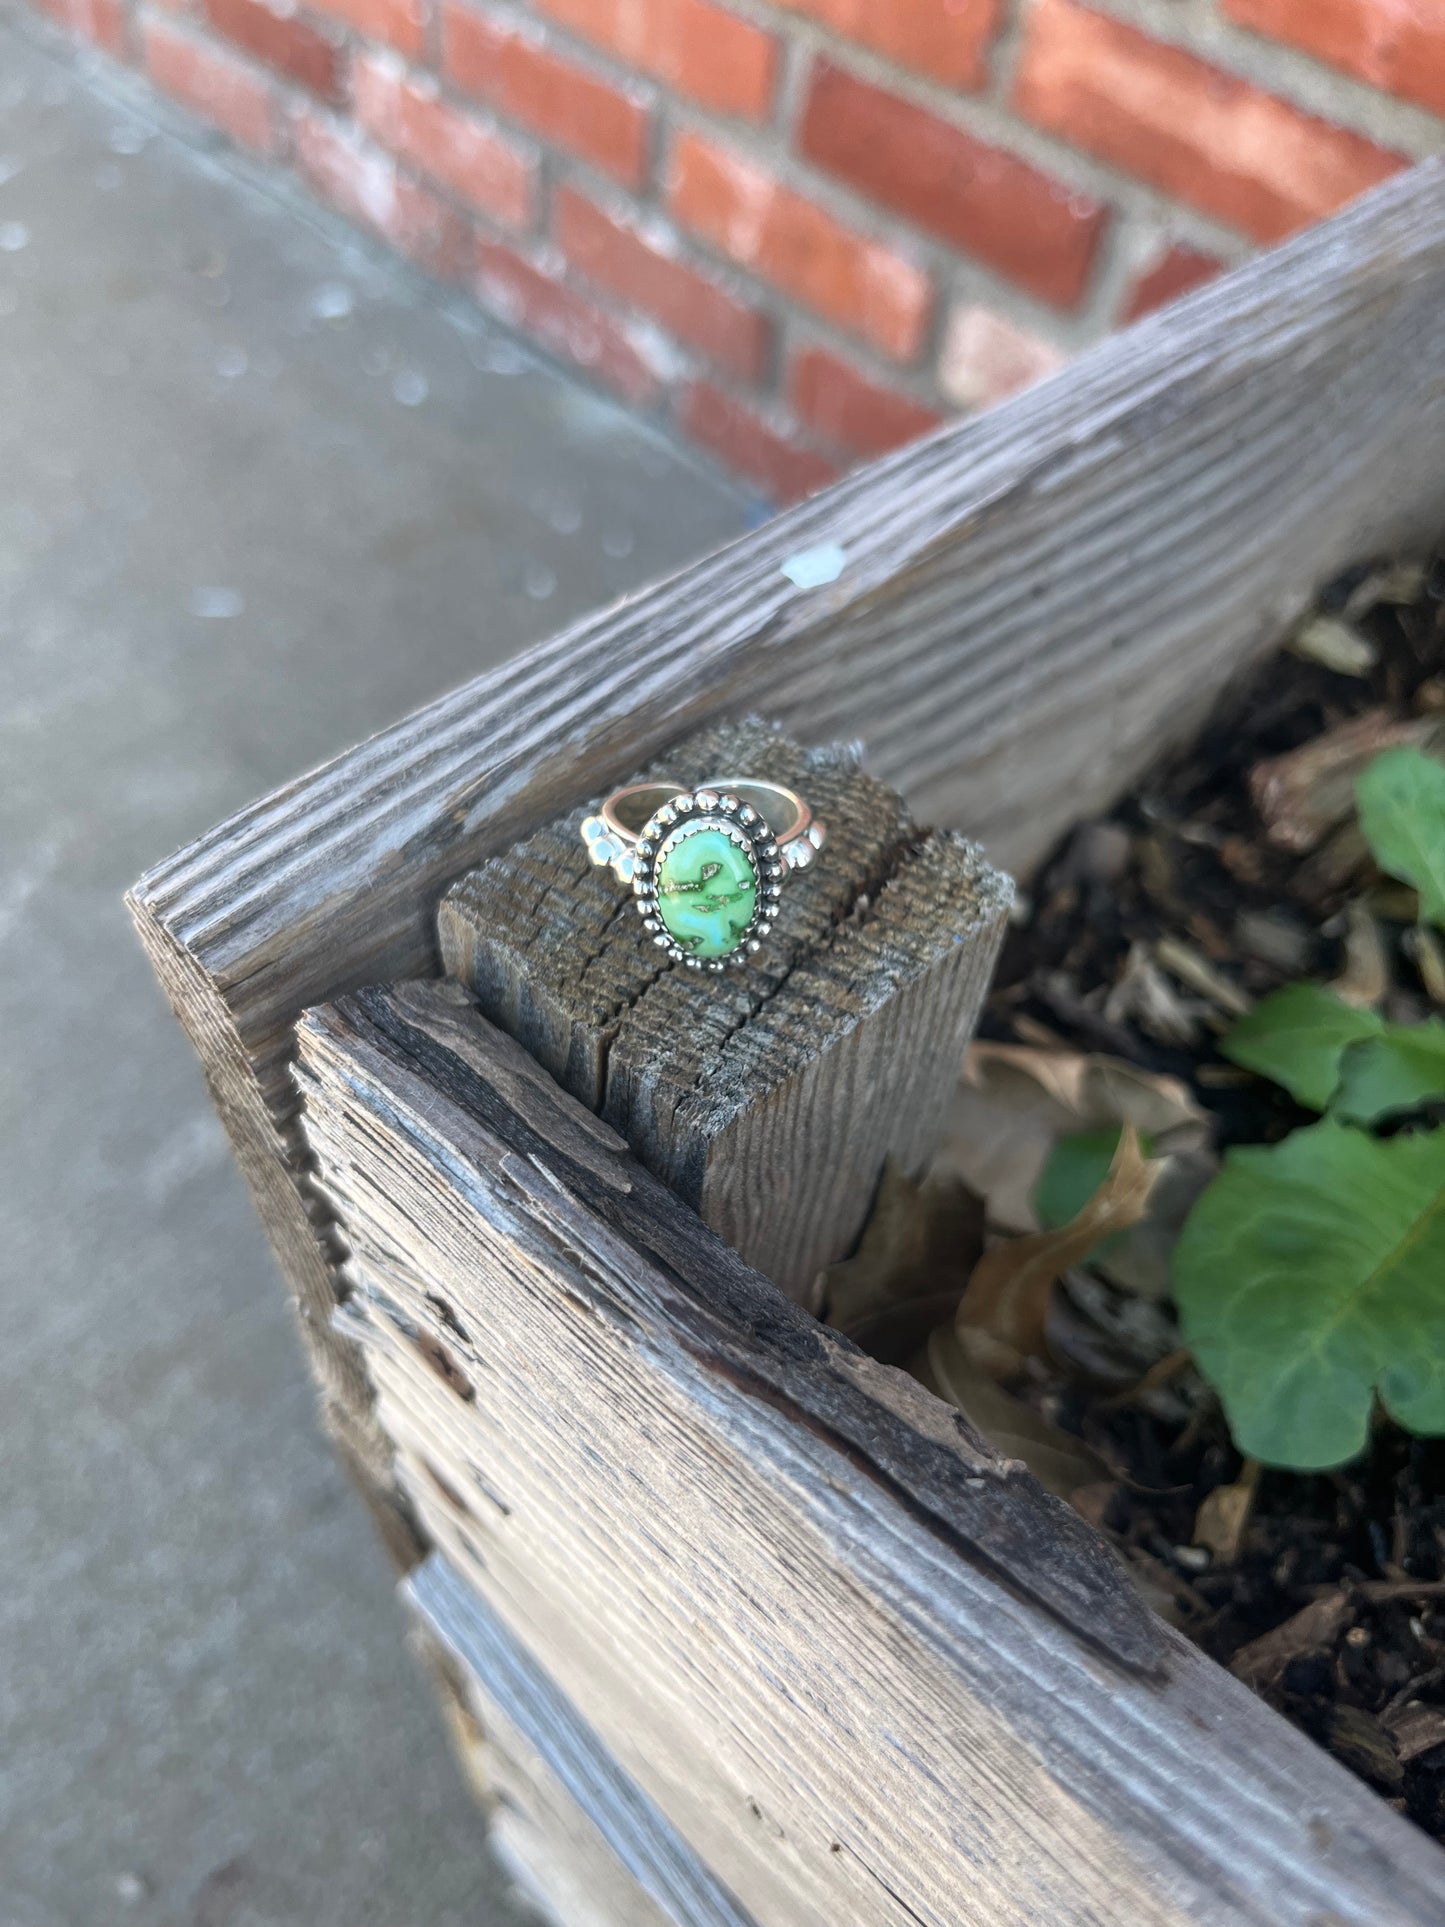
[0,13,746,1923]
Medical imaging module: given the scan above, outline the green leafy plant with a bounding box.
[1356,743,1445,924]
[1171,746,1445,1470]
[1176,1120,1445,1467]
[1033,1125,1153,1261]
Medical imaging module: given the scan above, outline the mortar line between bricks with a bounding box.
[19,0,1445,504]
[84,0,1266,351]
[657,95,1150,355]
[502,4,1190,299]
[655,45,1255,288]
[1064,0,1445,157]
[8,2,756,495]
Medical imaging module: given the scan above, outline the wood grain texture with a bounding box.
[439,718,1011,1301]
[409,1557,758,1927]
[127,160,1445,1488]
[126,162,1445,1922]
[410,1619,681,1927]
[133,161,1445,1092]
[297,980,1445,1927]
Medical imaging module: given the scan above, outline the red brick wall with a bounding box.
[33,0,1443,500]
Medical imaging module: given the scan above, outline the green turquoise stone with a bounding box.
[655,822,758,959]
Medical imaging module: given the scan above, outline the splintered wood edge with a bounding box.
[298,979,1445,1927]
[317,976,1161,1674]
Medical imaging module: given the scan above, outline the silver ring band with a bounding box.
[605,778,812,850]
[580,777,827,970]
[582,778,826,883]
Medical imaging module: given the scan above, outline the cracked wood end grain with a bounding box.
[438,718,1011,1302]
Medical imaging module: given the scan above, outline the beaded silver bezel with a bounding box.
[631,788,784,971]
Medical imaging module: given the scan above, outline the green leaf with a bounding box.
[1221,983,1382,1111]
[1335,1020,1445,1124]
[1034,1127,1121,1221]
[1174,1119,1445,1468]
[1034,1126,1158,1263]
[1356,746,1445,927]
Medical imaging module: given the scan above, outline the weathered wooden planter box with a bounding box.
[132,161,1445,1927]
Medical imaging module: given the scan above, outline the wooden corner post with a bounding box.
[437,718,1012,1303]
[127,164,1445,1927]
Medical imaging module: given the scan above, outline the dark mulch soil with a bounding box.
[978,546,1445,1836]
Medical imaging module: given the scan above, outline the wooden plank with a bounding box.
[127,161,1445,1482]
[439,717,1010,1301]
[297,980,1445,1927]
[409,1555,759,1927]
[410,1615,675,1927]
[314,978,1155,1665]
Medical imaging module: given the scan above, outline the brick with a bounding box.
[308,0,428,61]
[937,304,1064,411]
[554,186,770,382]
[773,0,1005,91]
[1226,0,1445,120]
[668,131,931,361]
[535,0,778,122]
[474,238,663,404]
[35,0,127,53]
[354,54,535,227]
[1013,0,1407,243]
[201,0,343,103]
[1122,242,1225,323]
[143,19,276,151]
[292,110,470,278]
[800,59,1107,311]
[789,346,941,459]
[679,381,839,503]
[443,5,651,188]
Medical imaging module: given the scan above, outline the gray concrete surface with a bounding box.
[0,14,747,1923]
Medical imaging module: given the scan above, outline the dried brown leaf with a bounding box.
[1405,924,1445,1006]
[1328,899,1391,1010]
[957,1124,1163,1357]
[821,1160,983,1342]
[1154,935,1251,1019]
[1291,820,1372,905]
[1342,558,1428,621]
[1325,1706,1403,1793]
[1228,1592,1355,1689]
[1286,614,1377,677]
[1234,909,1312,976]
[1104,941,1203,1047]
[1099,1345,1193,1413]
[1192,1459,1260,1562]
[913,1325,1109,1502]
[1384,1704,1445,1765]
[1250,709,1445,855]
[1068,1480,1120,1529]
[945,1041,1207,1234]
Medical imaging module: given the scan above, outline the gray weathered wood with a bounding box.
[409,1616,683,1927]
[409,1556,759,1927]
[128,159,1445,1500]
[297,980,1445,1927]
[439,717,1010,1301]
[125,160,1445,1922]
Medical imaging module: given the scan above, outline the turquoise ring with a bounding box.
[580,779,826,970]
